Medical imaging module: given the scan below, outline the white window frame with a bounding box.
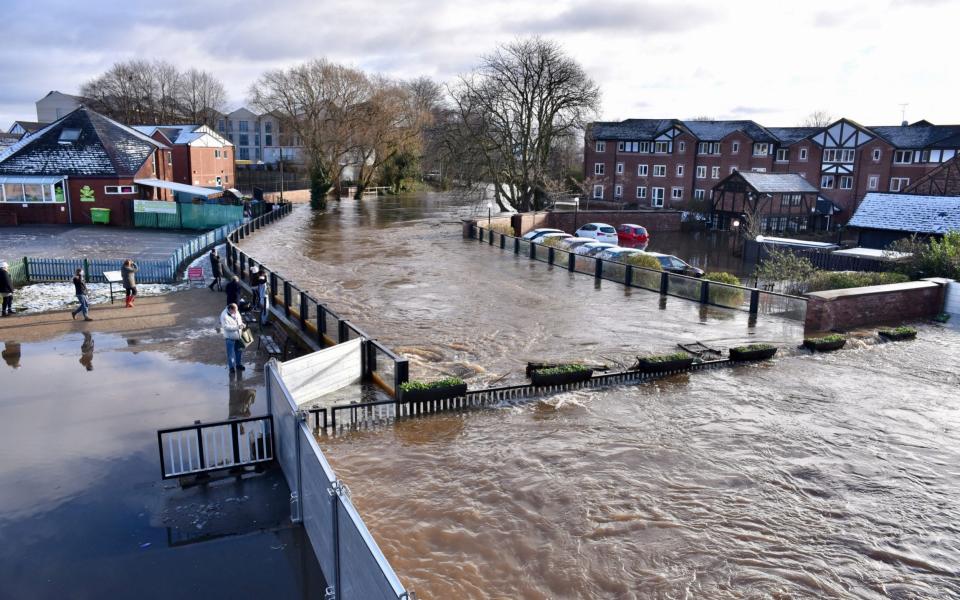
[696,166,706,179]
[823,148,855,163]
[616,162,624,174]
[671,186,683,200]
[651,187,665,207]
[105,185,138,195]
[821,175,835,189]
[676,164,684,176]
[594,163,605,175]
[694,189,705,200]
[867,175,879,190]
[653,165,666,177]
[731,141,740,154]
[614,184,623,198]
[593,184,604,199]
[636,186,646,199]
[753,143,769,156]
[894,150,913,164]
[678,141,686,152]
[617,141,625,152]
[799,147,808,161]
[839,175,853,190]
[730,165,739,174]
[637,164,649,176]
[776,148,789,162]
[890,177,910,192]
[654,141,670,153]
[639,141,652,153]
[872,148,881,162]
[711,166,720,179]
[595,141,605,152]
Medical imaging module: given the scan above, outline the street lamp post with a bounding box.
[487,201,492,226]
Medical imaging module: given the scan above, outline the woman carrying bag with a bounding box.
[220,302,253,373]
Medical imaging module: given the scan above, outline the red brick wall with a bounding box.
[188,147,236,187]
[804,280,945,332]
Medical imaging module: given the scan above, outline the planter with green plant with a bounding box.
[729,343,778,361]
[529,364,594,386]
[878,326,917,341]
[802,334,846,352]
[399,377,468,402]
[635,352,694,373]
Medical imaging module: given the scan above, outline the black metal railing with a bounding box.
[157,415,274,479]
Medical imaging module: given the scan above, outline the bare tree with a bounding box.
[800,109,833,128]
[449,37,601,212]
[178,69,227,125]
[688,115,714,121]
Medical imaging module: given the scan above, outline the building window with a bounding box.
[654,141,670,153]
[694,189,705,200]
[637,164,648,176]
[636,186,646,199]
[651,187,665,207]
[166,152,172,166]
[214,149,220,158]
[799,147,808,161]
[614,184,623,198]
[821,175,835,188]
[676,165,684,176]
[776,148,789,162]
[619,142,639,153]
[653,165,666,177]
[617,142,625,152]
[731,141,740,154]
[839,175,853,189]
[217,119,225,131]
[867,175,879,190]
[894,150,913,164]
[696,166,706,179]
[593,184,604,199]
[779,193,802,206]
[872,148,881,162]
[730,166,739,174]
[678,141,686,152]
[671,187,683,199]
[255,134,260,147]
[596,140,605,152]
[616,163,624,174]
[711,166,720,179]
[104,185,137,195]
[265,135,273,146]
[639,141,652,153]
[239,134,249,146]
[753,143,769,156]
[697,142,721,155]
[239,121,249,132]
[751,167,766,173]
[239,148,250,160]
[890,177,910,192]
[823,148,855,163]
[265,122,273,134]
[594,163,605,175]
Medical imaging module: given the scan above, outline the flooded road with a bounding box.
[240,194,800,383]
[324,327,960,598]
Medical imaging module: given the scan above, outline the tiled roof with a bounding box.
[681,120,777,143]
[765,127,820,145]
[133,125,230,146]
[736,171,818,193]
[11,121,45,133]
[591,119,678,140]
[849,193,960,234]
[869,125,960,149]
[0,107,166,177]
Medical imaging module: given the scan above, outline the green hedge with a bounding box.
[399,377,465,392]
[806,271,909,292]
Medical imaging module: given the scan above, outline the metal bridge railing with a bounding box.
[157,415,274,479]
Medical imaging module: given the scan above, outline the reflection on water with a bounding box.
[240,194,801,384]
[325,327,960,599]
[80,331,94,371]
[2,341,20,369]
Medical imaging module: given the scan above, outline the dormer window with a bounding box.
[58,128,81,144]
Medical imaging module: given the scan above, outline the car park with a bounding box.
[574,223,618,243]
[616,224,650,248]
[574,242,619,257]
[646,252,705,277]
[521,228,565,242]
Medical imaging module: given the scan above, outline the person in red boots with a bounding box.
[121,259,139,308]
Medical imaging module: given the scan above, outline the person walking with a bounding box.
[249,266,261,310]
[0,261,13,317]
[225,275,241,307]
[220,302,247,373]
[208,248,223,292]
[71,268,93,321]
[121,259,139,308]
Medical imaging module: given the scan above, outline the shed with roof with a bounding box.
[848,192,960,248]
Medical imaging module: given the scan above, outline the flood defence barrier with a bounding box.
[467,222,808,322]
[267,361,411,600]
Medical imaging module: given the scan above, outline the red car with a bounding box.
[616,224,650,248]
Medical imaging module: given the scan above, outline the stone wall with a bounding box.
[805,280,946,332]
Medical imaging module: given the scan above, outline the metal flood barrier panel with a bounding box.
[267,362,410,600]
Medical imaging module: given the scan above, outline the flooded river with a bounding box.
[242,193,960,598]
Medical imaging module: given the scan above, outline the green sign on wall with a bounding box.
[79,185,95,202]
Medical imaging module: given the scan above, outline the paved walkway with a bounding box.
[0,225,199,260]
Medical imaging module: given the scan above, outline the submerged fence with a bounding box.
[226,211,409,398]
[267,363,410,600]
[10,219,243,286]
[470,223,807,321]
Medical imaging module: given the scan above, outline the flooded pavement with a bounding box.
[323,326,960,599]
[0,330,325,598]
[240,194,802,384]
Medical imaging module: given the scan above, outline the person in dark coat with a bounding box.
[71,268,93,321]
[0,261,13,317]
[225,275,241,307]
[121,259,139,308]
[208,249,223,292]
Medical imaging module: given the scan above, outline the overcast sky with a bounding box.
[1,0,956,128]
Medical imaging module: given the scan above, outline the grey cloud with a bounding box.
[513,1,718,34]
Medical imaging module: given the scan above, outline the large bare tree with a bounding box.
[178,68,227,126]
[800,109,833,128]
[449,37,601,212]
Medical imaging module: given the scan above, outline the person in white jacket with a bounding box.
[220,303,247,373]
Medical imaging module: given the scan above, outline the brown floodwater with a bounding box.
[241,194,960,598]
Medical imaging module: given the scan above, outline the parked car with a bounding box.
[597,247,646,262]
[558,237,595,251]
[616,224,650,248]
[646,252,705,277]
[574,242,619,257]
[533,232,573,244]
[574,223,618,243]
[521,228,565,242]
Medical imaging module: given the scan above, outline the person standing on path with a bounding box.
[71,268,93,321]
[0,262,13,317]
[121,259,138,308]
[225,275,240,307]
[208,248,223,291]
[249,266,261,309]
[220,302,247,373]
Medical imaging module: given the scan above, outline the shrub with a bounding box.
[889,231,960,279]
[642,352,691,363]
[399,377,465,392]
[703,272,742,286]
[704,271,746,306]
[533,364,590,376]
[731,343,775,353]
[541,236,568,249]
[806,271,909,292]
[753,249,818,295]
[488,222,515,236]
[623,253,663,271]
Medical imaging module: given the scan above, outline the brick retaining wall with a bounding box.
[805,280,946,332]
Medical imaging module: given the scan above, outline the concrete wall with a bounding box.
[804,280,946,332]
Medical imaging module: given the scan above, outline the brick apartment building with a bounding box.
[133,125,235,188]
[584,118,960,231]
[0,107,176,226]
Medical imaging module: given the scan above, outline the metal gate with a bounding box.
[157,416,274,479]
